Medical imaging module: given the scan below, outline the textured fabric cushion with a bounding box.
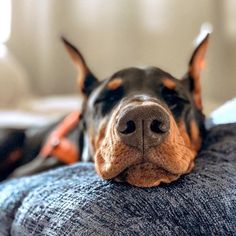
[0,123,236,236]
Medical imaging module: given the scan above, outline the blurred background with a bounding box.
[0,0,236,123]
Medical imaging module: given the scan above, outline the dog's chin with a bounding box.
[114,161,194,187]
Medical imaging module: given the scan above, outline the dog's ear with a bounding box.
[61,37,99,96]
[182,34,210,111]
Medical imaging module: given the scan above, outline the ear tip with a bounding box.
[60,36,80,55]
[195,32,210,49]
[61,35,69,45]
[200,22,213,42]
[201,33,210,48]
[204,33,210,41]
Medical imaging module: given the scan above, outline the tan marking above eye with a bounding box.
[163,78,176,90]
[107,78,122,90]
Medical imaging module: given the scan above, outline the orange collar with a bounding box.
[40,111,81,164]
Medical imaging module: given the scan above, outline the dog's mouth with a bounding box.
[93,100,198,187]
[115,162,182,187]
[115,142,195,187]
[95,141,195,187]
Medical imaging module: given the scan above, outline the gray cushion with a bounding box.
[0,123,236,236]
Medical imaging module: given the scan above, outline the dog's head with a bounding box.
[62,34,209,187]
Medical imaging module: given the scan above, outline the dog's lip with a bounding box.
[113,161,181,187]
[113,160,177,180]
[99,150,190,181]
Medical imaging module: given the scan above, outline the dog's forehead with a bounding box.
[111,67,177,84]
[87,66,184,111]
[96,67,180,94]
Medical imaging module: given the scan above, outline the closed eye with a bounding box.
[161,87,190,113]
[93,86,125,116]
[94,95,116,104]
[169,103,178,110]
[175,95,190,103]
[94,86,124,105]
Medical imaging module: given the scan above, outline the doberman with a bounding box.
[0,32,210,187]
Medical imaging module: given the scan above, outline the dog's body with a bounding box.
[0,33,209,187]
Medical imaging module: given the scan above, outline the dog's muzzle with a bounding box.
[116,104,170,152]
[94,97,195,187]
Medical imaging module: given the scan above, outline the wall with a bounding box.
[6,0,236,113]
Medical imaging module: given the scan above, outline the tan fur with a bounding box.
[107,78,122,90]
[189,66,202,110]
[0,149,23,173]
[7,149,23,163]
[189,34,209,110]
[94,101,198,187]
[163,78,176,90]
[62,38,90,96]
[77,69,89,95]
[192,80,202,111]
[148,116,196,174]
[95,111,142,179]
[122,163,180,187]
[190,120,201,151]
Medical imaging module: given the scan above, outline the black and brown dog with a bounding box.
[0,33,209,187]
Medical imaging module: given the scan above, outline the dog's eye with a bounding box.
[162,87,189,112]
[169,103,178,110]
[93,87,125,116]
[94,87,124,105]
[94,94,116,104]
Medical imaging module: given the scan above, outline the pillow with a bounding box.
[0,123,235,235]
[206,97,236,128]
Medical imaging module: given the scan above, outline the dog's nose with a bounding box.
[116,104,170,150]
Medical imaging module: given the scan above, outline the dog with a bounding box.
[0,32,209,187]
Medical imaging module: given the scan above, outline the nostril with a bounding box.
[150,119,169,133]
[120,120,136,134]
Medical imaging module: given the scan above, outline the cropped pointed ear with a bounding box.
[182,34,210,111]
[61,36,99,96]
